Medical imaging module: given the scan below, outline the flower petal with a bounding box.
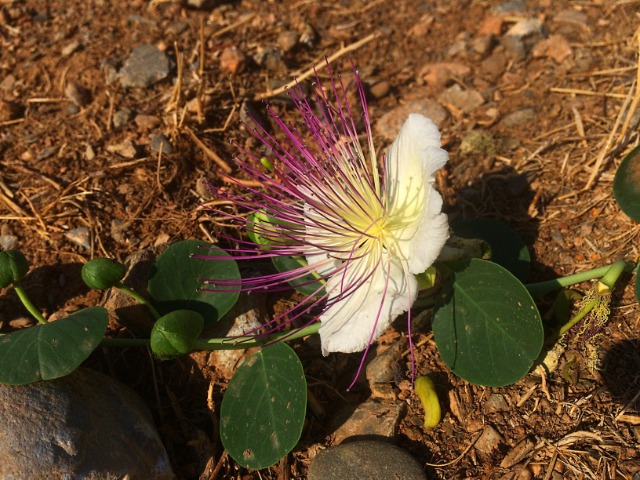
[385,113,449,274]
[318,254,418,354]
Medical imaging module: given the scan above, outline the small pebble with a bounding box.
[134,114,161,130]
[499,108,536,128]
[112,108,132,129]
[0,234,17,250]
[219,47,246,74]
[84,144,95,161]
[107,139,137,159]
[64,81,91,107]
[277,30,299,53]
[366,338,407,384]
[474,425,503,455]
[61,40,82,57]
[483,393,510,414]
[532,34,572,63]
[369,80,390,99]
[119,45,171,88]
[376,99,448,141]
[64,227,91,250]
[438,84,485,113]
[150,134,173,154]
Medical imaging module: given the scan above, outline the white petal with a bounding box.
[318,254,417,354]
[385,113,449,273]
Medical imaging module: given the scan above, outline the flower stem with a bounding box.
[191,322,321,350]
[525,260,635,298]
[13,281,47,324]
[115,283,161,320]
[100,323,322,351]
[557,297,597,337]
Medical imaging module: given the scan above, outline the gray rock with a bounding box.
[438,84,485,113]
[499,108,536,128]
[366,338,407,384]
[492,0,527,14]
[104,245,167,335]
[206,292,267,379]
[376,99,448,141]
[0,235,17,250]
[0,368,175,479]
[483,393,510,414]
[64,227,90,250]
[331,398,406,444]
[150,134,174,154]
[119,45,171,88]
[308,440,426,480]
[474,425,503,456]
[502,19,545,59]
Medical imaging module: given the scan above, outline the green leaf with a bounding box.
[150,310,204,360]
[613,144,640,222]
[220,343,307,470]
[0,307,108,385]
[433,259,543,387]
[453,217,531,281]
[148,240,240,327]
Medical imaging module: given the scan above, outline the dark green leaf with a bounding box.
[453,217,530,281]
[0,307,108,385]
[220,343,307,470]
[272,255,325,298]
[433,259,543,387]
[613,144,640,222]
[148,240,240,327]
[150,310,204,360]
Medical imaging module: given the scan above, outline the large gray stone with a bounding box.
[308,439,426,480]
[0,368,175,479]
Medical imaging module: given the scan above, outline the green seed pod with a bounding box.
[150,310,204,360]
[81,258,126,290]
[0,250,30,288]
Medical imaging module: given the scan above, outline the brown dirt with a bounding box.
[1,0,640,479]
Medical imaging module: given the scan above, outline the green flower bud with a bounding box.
[0,250,30,288]
[81,258,126,290]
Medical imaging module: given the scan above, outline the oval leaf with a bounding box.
[0,306,108,385]
[150,310,204,360]
[433,259,543,387]
[453,217,530,281]
[613,144,640,222]
[220,343,307,470]
[148,240,240,327]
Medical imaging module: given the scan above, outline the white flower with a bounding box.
[207,65,449,356]
[308,113,449,354]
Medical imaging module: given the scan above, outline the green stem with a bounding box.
[100,323,322,351]
[599,260,628,292]
[192,322,321,350]
[115,283,161,320]
[526,260,635,298]
[13,281,47,324]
